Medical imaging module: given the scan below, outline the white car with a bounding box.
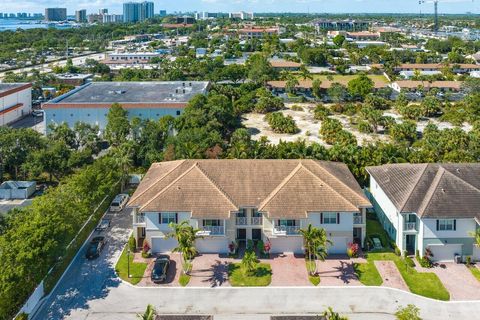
[109,194,129,212]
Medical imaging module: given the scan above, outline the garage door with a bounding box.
[270,237,303,254]
[328,237,349,255]
[151,237,177,253]
[428,244,463,262]
[196,238,229,253]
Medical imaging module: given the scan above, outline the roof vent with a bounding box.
[456,168,460,173]
[442,188,446,193]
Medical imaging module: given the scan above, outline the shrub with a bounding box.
[15,313,28,320]
[264,112,299,134]
[291,105,304,111]
[330,103,345,113]
[256,240,265,255]
[466,255,471,266]
[394,245,401,256]
[358,120,373,133]
[313,104,330,120]
[141,241,151,258]
[320,118,343,144]
[264,241,271,256]
[241,251,258,275]
[128,235,136,253]
[246,239,254,252]
[228,241,237,254]
[405,257,416,268]
[395,304,422,320]
[346,242,359,258]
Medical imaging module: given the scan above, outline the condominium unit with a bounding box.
[44,8,67,21]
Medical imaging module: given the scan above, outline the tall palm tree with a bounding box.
[168,221,201,274]
[137,304,156,320]
[470,228,480,247]
[299,224,332,276]
[113,143,134,192]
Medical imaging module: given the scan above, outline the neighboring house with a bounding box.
[390,80,463,93]
[42,81,210,132]
[366,163,480,262]
[0,181,36,200]
[269,59,302,71]
[128,159,371,255]
[0,83,32,126]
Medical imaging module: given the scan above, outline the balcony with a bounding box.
[133,215,145,225]
[404,222,417,231]
[198,226,225,236]
[353,216,363,224]
[273,225,300,235]
[250,216,263,225]
[236,217,248,225]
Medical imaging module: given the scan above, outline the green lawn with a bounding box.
[354,261,383,286]
[366,214,393,251]
[228,263,272,286]
[469,266,480,282]
[115,247,148,285]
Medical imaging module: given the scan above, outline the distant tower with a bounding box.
[434,0,439,33]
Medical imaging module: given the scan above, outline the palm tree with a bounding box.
[299,224,332,276]
[469,228,480,247]
[113,143,134,192]
[137,304,156,320]
[168,221,201,274]
[241,251,258,275]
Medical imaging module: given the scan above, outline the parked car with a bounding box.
[109,194,129,212]
[151,256,170,283]
[95,218,111,232]
[31,110,43,117]
[86,236,106,259]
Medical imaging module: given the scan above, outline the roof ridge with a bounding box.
[417,166,445,216]
[129,160,186,205]
[442,165,480,194]
[139,161,198,211]
[195,162,238,208]
[258,162,304,212]
[399,163,429,212]
[310,160,369,206]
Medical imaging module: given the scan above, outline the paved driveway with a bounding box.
[429,263,480,301]
[374,261,409,292]
[188,254,231,287]
[32,207,133,320]
[139,253,182,287]
[317,256,361,286]
[267,253,311,286]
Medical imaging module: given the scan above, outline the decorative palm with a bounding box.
[241,251,258,275]
[168,221,201,274]
[299,224,332,276]
[470,228,480,247]
[137,304,156,320]
[322,307,348,320]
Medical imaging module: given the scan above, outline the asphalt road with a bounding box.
[32,202,480,320]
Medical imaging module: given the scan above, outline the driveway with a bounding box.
[317,256,361,286]
[138,253,182,287]
[267,253,311,286]
[32,207,132,320]
[374,261,409,292]
[188,254,231,287]
[428,263,480,301]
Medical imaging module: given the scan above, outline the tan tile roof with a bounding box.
[366,163,480,219]
[270,60,302,68]
[394,80,462,90]
[267,79,387,90]
[129,160,370,219]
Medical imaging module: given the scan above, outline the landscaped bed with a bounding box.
[468,265,480,282]
[115,247,148,285]
[228,263,272,286]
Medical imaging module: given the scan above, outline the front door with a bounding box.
[237,228,246,242]
[405,234,415,254]
[353,227,362,245]
[252,228,262,241]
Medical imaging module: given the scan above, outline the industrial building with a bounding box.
[0,83,32,126]
[42,81,210,132]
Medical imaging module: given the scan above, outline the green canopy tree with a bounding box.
[105,103,130,146]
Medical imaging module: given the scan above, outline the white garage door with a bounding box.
[196,238,229,253]
[151,237,177,253]
[428,244,462,262]
[328,237,349,255]
[270,237,303,254]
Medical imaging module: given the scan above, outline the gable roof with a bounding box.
[366,163,480,219]
[129,159,370,219]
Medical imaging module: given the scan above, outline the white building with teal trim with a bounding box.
[366,163,480,262]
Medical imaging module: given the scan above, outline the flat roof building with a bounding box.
[42,81,210,131]
[0,83,32,126]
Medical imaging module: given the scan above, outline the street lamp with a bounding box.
[127,248,131,278]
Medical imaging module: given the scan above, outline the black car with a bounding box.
[86,236,106,259]
[151,257,170,283]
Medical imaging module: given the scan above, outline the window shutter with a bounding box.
[175,213,178,223]
[436,219,439,231]
[320,213,323,224]
[453,219,456,231]
[159,213,162,224]
[337,212,340,224]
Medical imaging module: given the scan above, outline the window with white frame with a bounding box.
[276,219,297,226]
[438,219,454,231]
[322,212,337,224]
[161,213,176,224]
[203,219,222,226]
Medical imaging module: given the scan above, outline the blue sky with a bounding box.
[3,0,479,14]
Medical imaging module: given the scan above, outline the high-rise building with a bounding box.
[103,14,123,23]
[99,8,108,15]
[75,9,87,23]
[159,10,167,17]
[123,2,154,23]
[45,8,67,21]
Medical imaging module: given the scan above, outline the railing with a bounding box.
[134,215,145,224]
[236,217,248,225]
[250,216,263,225]
[273,225,300,235]
[199,226,225,235]
[404,222,417,231]
[353,216,363,224]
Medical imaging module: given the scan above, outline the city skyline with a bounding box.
[1,0,479,15]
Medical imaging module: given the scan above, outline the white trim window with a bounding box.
[322,212,338,224]
[438,219,455,231]
[161,213,177,224]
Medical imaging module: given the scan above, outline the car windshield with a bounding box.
[153,261,166,275]
[87,243,98,254]
[111,202,119,206]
